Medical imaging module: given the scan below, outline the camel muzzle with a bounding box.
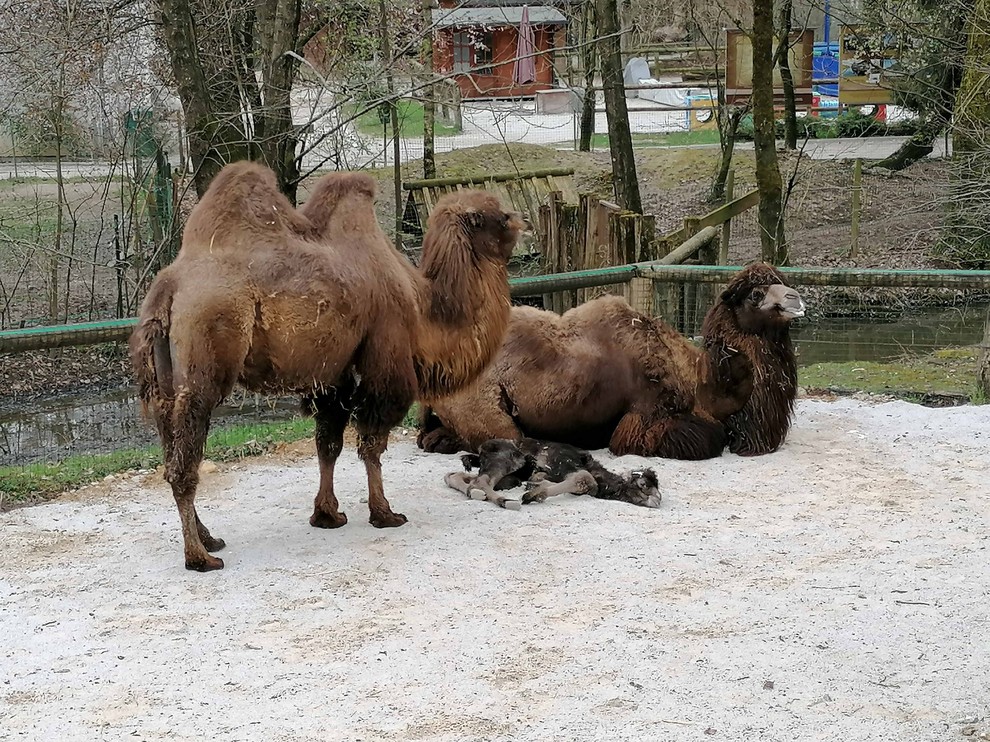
[761,285,806,319]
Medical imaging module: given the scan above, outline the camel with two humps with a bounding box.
[131,162,523,571]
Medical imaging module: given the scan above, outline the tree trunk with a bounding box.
[155,0,303,202]
[257,0,303,205]
[421,0,436,179]
[378,0,402,248]
[979,308,990,402]
[871,125,939,171]
[156,0,252,198]
[597,0,642,213]
[945,0,990,267]
[578,0,597,151]
[709,106,744,202]
[775,0,798,150]
[751,0,787,264]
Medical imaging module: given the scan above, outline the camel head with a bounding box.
[626,468,661,506]
[422,190,526,270]
[718,263,805,334]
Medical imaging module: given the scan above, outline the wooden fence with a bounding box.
[537,185,759,314]
[401,168,579,252]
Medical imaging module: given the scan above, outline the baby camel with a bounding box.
[444,438,662,510]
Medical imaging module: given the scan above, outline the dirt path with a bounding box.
[2,398,989,741]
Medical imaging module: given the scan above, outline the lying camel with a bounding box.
[419,263,805,460]
[444,437,662,510]
[131,162,523,570]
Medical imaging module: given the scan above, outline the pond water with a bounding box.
[0,390,301,468]
[1,303,987,467]
[793,302,989,366]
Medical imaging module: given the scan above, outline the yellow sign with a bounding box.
[838,25,902,105]
[724,29,814,107]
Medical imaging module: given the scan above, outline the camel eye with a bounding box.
[750,289,765,303]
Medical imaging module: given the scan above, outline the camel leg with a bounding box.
[357,431,408,528]
[461,473,521,511]
[306,390,352,529]
[154,396,225,553]
[166,388,223,571]
[522,470,597,504]
[444,471,477,495]
[444,471,519,510]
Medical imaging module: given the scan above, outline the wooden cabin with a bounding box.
[433,1,570,99]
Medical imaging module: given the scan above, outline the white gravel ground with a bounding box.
[2,397,989,742]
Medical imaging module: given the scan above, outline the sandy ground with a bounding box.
[2,397,989,741]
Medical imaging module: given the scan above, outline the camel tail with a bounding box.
[130,275,176,412]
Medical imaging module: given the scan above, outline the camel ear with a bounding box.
[719,280,751,307]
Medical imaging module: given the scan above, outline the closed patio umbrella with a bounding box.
[513,5,537,85]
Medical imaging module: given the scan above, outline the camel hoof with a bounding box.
[501,499,522,511]
[202,535,227,552]
[310,510,348,529]
[370,512,408,529]
[522,493,547,505]
[185,554,224,572]
[468,488,487,501]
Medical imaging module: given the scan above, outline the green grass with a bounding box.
[0,416,316,505]
[0,404,427,506]
[588,129,722,149]
[799,346,983,401]
[354,100,460,138]
[0,174,99,189]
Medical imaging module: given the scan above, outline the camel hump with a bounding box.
[183,161,311,250]
[302,172,378,236]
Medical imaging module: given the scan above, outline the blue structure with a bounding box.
[813,41,839,99]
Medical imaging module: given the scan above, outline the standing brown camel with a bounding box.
[131,162,523,571]
[417,263,805,460]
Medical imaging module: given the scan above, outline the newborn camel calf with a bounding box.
[444,438,662,510]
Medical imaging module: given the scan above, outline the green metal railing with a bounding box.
[4,265,990,354]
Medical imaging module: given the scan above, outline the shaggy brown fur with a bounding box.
[444,438,662,510]
[418,263,804,460]
[131,161,522,571]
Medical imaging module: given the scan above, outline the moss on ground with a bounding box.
[799,346,982,401]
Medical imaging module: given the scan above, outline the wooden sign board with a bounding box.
[724,28,815,107]
[838,25,904,105]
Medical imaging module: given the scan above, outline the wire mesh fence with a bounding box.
[2,269,987,490]
[635,270,989,407]
[0,104,979,489]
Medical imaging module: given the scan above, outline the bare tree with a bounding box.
[578,0,598,152]
[597,0,642,212]
[154,0,317,203]
[774,0,798,150]
[420,0,436,178]
[751,0,787,263]
[867,0,970,172]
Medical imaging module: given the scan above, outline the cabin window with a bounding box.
[452,29,494,75]
[452,31,472,73]
[474,30,494,75]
